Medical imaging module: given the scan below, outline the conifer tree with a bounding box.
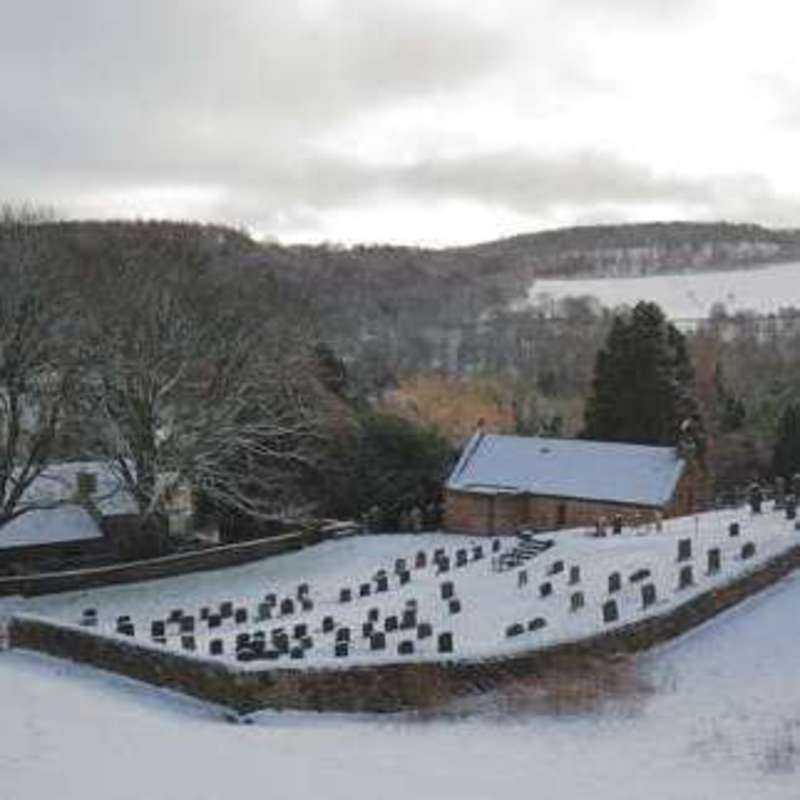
[582,301,703,448]
[772,403,800,479]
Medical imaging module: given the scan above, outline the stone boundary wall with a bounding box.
[0,530,312,598]
[8,542,800,715]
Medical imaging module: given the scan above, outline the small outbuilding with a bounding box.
[444,432,702,535]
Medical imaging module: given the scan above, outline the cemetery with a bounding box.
[3,499,800,710]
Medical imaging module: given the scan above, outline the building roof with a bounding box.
[447,432,685,509]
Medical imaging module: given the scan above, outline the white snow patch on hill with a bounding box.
[525,261,800,319]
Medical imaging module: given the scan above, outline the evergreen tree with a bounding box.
[582,301,703,448]
[772,403,800,479]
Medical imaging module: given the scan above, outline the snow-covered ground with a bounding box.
[524,260,800,319]
[3,559,800,799]
[7,505,799,673]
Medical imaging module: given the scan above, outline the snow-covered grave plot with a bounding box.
[10,503,800,672]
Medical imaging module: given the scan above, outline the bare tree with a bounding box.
[0,207,79,529]
[77,230,339,530]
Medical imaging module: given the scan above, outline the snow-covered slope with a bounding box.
[525,260,800,319]
[3,569,800,799]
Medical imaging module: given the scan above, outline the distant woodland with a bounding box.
[2,212,800,538]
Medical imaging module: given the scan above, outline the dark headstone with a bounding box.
[492,539,501,553]
[338,588,352,604]
[300,636,314,651]
[117,615,131,625]
[398,640,414,655]
[549,560,564,575]
[370,632,386,650]
[568,565,580,585]
[208,614,222,629]
[151,620,165,638]
[264,593,277,607]
[602,600,619,623]
[505,623,524,637]
[417,622,432,639]
[117,623,135,636]
[448,599,461,615]
[786,495,797,520]
[335,642,349,658]
[399,570,411,585]
[570,591,584,612]
[290,647,305,660]
[434,547,445,560]
[438,632,454,653]
[415,551,427,569]
[168,609,183,622]
[257,602,271,621]
[236,633,251,649]
[322,615,335,633]
[612,514,623,535]
[455,549,468,567]
[251,639,266,656]
[209,639,223,656]
[264,649,280,661]
[384,615,398,632]
[300,598,314,612]
[394,558,407,574]
[678,565,693,589]
[375,576,389,593]
[280,598,295,616]
[518,569,528,588]
[729,521,740,537]
[608,572,621,593]
[539,581,553,598]
[527,617,547,632]
[472,545,484,560]
[405,599,418,610]
[441,581,454,600]
[220,602,233,618]
[297,583,309,597]
[630,568,651,583]
[336,627,350,643]
[401,609,417,629]
[677,538,692,562]
[199,607,210,621]
[83,608,97,619]
[362,621,374,638]
[293,623,308,639]
[359,582,371,597]
[367,608,380,623]
[437,557,450,574]
[180,616,195,633]
[641,583,657,608]
[741,542,756,559]
[707,547,721,573]
[181,635,196,651]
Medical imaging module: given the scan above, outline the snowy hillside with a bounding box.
[3,565,800,799]
[524,261,800,319]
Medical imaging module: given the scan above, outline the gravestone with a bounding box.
[678,564,693,589]
[612,514,623,535]
[492,539,501,553]
[180,616,195,633]
[786,495,797,520]
[549,560,564,575]
[437,557,450,574]
[415,551,427,569]
[570,591,584,611]
[448,599,461,614]
[336,627,350,643]
[208,614,222,629]
[300,636,313,651]
[405,599,418,610]
[641,583,657,608]
[528,617,547,632]
[472,545,483,560]
[539,581,553,598]
[384,615,398,632]
[236,633,251,649]
[748,482,763,513]
[362,622,374,638]
[264,593,277,607]
[438,632,454,653]
[301,598,314,613]
[117,615,131,625]
[518,570,528,588]
[367,608,380,623]
[401,609,417,629]
[280,598,295,615]
[707,548,721,573]
[630,568,651,583]
[209,639,224,656]
[608,572,621,593]
[375,575,389,593]
[399,570,411,585]
[322,615,335,633]
[602,600,619,623]
[370,632,386,650]
[251,639,265,656]
[293,623,308,639]
[168,609,183,622]
[257,603,271,621]
[434,547,445,560]
[394,558,407,574]
[339,588,352,604]
[741,542,756,559]
[677,538,692,562]
[181,635,196,651]
[264,649,280,661]
[359,582,371,597]
[398,640,414,655]
[568,565,580,585]
[417,622,432,639]
[297,583,309,597]
[729,522,740,537]
[455,549,468,567]
[237,647,255,662]
[290,647,305,660]
[335,642,349,658]
[505,623,524,637]
[200,607,210,621]
[117,622,135,636]
[441,581,454,600]
[151,620,165,638]
[234,608,248,625]
[220,602,233,618]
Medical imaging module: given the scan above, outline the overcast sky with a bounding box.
[2,0,799,246]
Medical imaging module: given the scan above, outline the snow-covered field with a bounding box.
[3,550,800,799]
[10,505,798,672]
[525,260,800,319]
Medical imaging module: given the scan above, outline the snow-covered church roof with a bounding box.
[447,432,686,509]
